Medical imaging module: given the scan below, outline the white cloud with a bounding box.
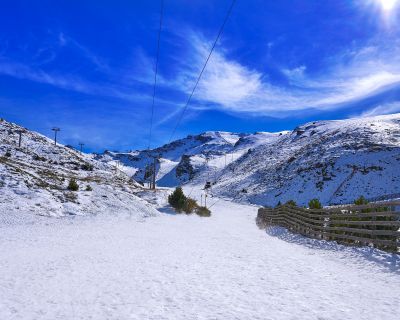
[0,59,150,103]
[170,32,400,117]
[360,102,400,117]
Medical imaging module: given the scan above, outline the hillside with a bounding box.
[101,114,400,206]
[0,119,158,218]
[98,130,288,187]
[214,114,400,206]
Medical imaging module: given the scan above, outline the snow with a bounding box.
[0,119,152,217]
[1,188,399,319]
[1,116,400,319]
[215,113,400,206]
[100,113,400,207]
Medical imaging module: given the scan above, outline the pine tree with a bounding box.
[67,178,79,191]
[308,198,322,209]
[168,187,187,212]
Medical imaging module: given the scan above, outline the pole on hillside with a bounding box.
[17,130,22,147]
[224,153,227,167]
[152,156,157,190]
[79,142,84,153]
[51,127,60,146]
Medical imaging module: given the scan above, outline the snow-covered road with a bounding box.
[1,197,399,320]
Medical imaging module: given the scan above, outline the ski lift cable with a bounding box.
[147,0,164,151]
[168,0,237,144]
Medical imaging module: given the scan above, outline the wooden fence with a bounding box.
[256,201,400,252]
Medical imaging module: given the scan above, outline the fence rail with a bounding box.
[256,201,400,252]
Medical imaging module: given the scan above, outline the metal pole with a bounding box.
[224,153,227,167]
[79,142,84,153]
[152,156,157,190]
[52,127,60,146]
[17,131,22,147]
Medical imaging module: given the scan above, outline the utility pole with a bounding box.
[79,142,84,153]
[224,153,227,167]
[16,130,22,148]
[151,156,157,190]
[51,127,60,146]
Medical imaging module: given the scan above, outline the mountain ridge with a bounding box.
[101,113,400,206]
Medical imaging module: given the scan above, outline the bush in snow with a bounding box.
[81,163,94,171]
[85,185,93,191]
[308,198,322,209]
[354,196,368,206]
[33,154,46,161]
[168,187,187,212]
[195,206,211,217]
[183,198,198,214]
[4,150,11,157]
[67,178,79,191]
[285,200,297,207]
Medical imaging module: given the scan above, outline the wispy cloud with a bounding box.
[2,28,400,121]
[359,102,400,117]
[167,31,400,117]
[58,33,110,72]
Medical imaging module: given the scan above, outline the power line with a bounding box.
[147,0,164,150]
[168,0,237,143]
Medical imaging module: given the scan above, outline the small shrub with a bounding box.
[67,178,79,191]
[183,198,198,214]
[168,187,187,212]
[64,191,78,202]
[308,198,322,209]
[196,206,211,217]
[33,154,46,161]
[354,195,368,205]
[81,163,94,171]
[285,200,297,207]
[4,151,11,157]
[85,185,93,191]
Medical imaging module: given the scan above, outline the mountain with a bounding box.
[101,114,400,206]
[214,114,400,206]
[0,118,158,218]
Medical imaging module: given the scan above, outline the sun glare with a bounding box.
[379,0,398,11]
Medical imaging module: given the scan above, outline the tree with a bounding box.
[354,196,368,205]
[168,187,187,212]
[285,200,297,207]
[308,198,322,209]
[67,178,79,191]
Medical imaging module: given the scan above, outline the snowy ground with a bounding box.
[1,190,399,319]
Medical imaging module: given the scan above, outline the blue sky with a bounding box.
[1,0,400,152]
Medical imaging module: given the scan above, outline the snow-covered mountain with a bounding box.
[0,119,158,218]
[97,131,245,186]
[215,114,400,206]
[101,114,400,206]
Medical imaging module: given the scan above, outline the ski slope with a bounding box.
[1,191,399,320]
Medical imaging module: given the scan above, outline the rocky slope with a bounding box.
[0,119,158,218]
[101,113,400,207]
[214,114,400,206]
